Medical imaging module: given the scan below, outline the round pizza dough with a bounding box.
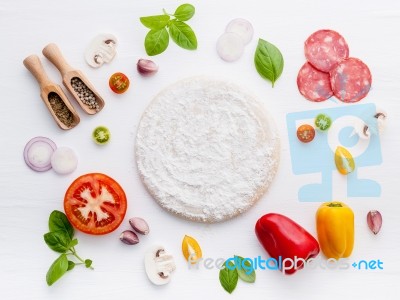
[135,77,280,223]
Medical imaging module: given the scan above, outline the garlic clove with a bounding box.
[129,217,150,235]
[120,230,139,245]
[137,59,158,76]
[367,210,382,235]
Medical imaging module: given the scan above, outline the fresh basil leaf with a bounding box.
[219,260,238,294]
[85,259,93,268]
[67,261,75,271]
[48,210,74,239]
[68,238,78,249]
[234,255,256,283]
[145,28,169,56]
[140,15,170,30]
[174,4,195,21]
[44,231,71,253]
[46,254,68,286]
[254,38,284,87]
[168,20,197,50]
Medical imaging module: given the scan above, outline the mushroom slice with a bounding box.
[354,118,371,140]
[144,245,176,285]
[84,33,118,68]
[354,107,388,140]
[374,108,387,134]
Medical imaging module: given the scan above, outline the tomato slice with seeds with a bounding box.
[109,72,130,94]
[92,126,110,145]
[297,124,315,143]
[64,173,127,235]
[315,114,332,131]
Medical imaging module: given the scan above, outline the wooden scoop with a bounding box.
[23,55,80,130]
[42,43,105,115]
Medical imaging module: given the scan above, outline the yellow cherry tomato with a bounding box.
[182,235,202,264]
[335,146,355,175]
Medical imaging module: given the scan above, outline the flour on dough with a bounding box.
[136,77,280,223]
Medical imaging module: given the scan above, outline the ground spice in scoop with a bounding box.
[48,92,73,127]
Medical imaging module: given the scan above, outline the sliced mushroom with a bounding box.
[144,245,176,285]
[354,118,371,140]
[374,108,387,134]
[84,34,118,68]
[354,108,387,139]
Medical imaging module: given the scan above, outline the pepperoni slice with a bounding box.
[329,58,372,103]
[297,62,333,102]
[304,29,349,72]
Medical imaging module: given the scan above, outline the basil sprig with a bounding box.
[140,4,197,56]
[235,255,256,283]
[145,29,170,56]
[254,38,284,87]
[219,260,238,294]
[219,255,256,294]
[44,210,93,286]
[173,4,195,21]
[46,254,68,286]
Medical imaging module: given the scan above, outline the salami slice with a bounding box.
[304,30,349,72]
[330,57,372,103]
[297,62,333,102]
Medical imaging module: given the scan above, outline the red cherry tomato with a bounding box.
[297,124,315,143]
[64,173,127,235]
[109,72,130,94]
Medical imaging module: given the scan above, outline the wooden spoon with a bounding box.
[42,43,105,115]
[23,55,80,130]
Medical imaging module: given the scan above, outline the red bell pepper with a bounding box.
[255,213,320,275]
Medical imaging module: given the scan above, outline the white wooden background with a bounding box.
[1,0,399,299]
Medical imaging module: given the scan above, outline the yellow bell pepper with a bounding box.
[316,201,354,260]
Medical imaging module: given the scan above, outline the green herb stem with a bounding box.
[327,202,343,207]
[70,249,94,270]
[162,9,173,16]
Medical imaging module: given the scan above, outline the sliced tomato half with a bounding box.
[64,173,127,235]
[109,72,130,94]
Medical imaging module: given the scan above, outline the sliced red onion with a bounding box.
[225,18,254,45]
[51,147,78,175]
[216,32,245,62]
[23,137,57,172]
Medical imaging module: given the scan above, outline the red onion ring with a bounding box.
[23,136,57,172]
